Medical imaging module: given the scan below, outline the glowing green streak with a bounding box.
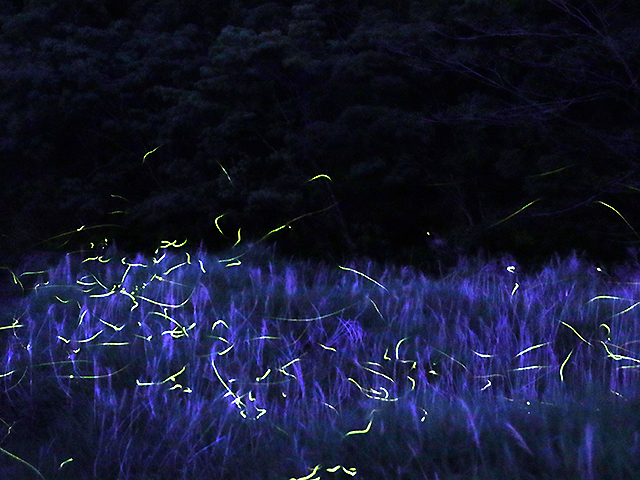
[338,265,388,293]
[258,203,339,243]
[526,165,574,178]
[142,143,165,163]
[0,446,46,480]
[596,200,640,240]
[488,198,541,228]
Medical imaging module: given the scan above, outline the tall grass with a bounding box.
[1,241,639,480]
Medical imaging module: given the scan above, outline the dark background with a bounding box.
[1,0,639,291]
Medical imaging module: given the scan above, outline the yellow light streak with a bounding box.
[338,265,388,293]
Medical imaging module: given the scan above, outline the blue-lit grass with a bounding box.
[1,243,640,479]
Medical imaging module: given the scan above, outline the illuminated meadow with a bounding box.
[1,241,640,480]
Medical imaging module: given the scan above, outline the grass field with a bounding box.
[1,241,639,480]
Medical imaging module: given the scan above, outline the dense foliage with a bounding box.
[1,0,639,276]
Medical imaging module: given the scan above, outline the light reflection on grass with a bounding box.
[0,242,639,479]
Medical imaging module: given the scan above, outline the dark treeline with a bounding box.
[1,0,639,282]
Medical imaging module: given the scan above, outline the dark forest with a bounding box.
[1,0,639,279]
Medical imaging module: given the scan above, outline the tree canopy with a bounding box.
[1,0,639,278]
